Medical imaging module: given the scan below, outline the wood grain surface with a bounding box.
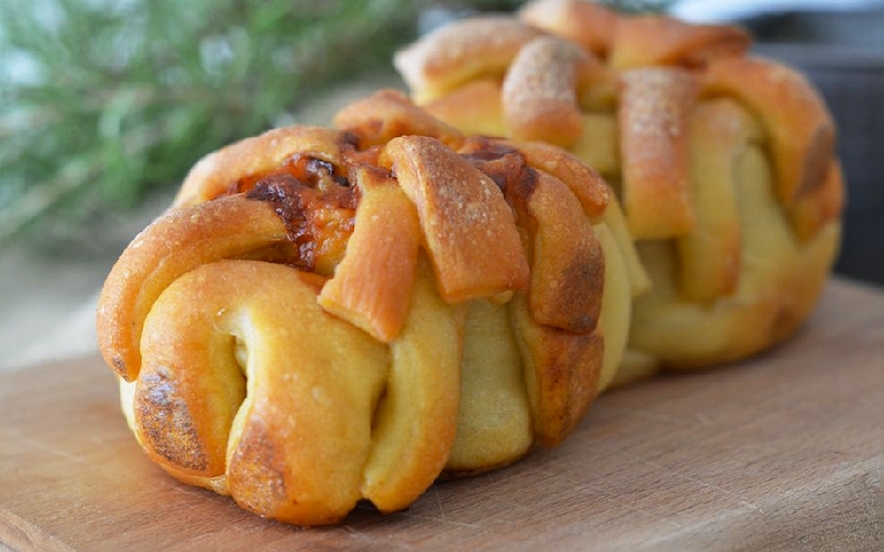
[1,279,882,551]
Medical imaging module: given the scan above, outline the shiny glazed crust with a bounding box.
[395,0,844,371]
[97,91,629,525]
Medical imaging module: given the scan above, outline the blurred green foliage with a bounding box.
[0,0,670,249]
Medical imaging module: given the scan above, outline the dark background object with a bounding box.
[745,8,884,286]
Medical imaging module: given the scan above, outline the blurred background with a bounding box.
[1,0,882,371]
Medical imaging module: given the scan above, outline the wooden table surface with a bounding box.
[1,279,882,551]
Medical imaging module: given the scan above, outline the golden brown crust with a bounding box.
[318,166,420,343]
[379,135,530,303]
[146,261,387,525]
[630,155,841,369]
[517,141,610,219]
[96,196,289,381]
[502,36,608,147]
[99,91,618,525]
[175,126,345,207]
[519,0,617,57]
[424,79,507,138]
[609,15,751,69]
[333,89,464,148]
[395,2,844,371]
[619,67,698,239]
[677,98,751,301]
[520,169,605,334]
[512,292,603,448]
[393,16,542,102]
[702,56,839,224]
[519,0,750,69]
[791,160,845,242]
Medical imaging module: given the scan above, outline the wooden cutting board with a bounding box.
[1,279,882,552]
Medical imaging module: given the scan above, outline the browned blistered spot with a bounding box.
[136,368,208,472]
[246,174,308,233]
[532,328,603,448]
[338,130,361,150]
[112,355,128,380]
[549,249,605,333]
[227,420,288,515]
[798,125,835,198]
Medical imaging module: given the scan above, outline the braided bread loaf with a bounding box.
[96,90,643,525]
[395,0,844,378]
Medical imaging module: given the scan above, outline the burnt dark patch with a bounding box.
[339,130,361,149]
[247,174,315,270]
[306,157,350,188]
